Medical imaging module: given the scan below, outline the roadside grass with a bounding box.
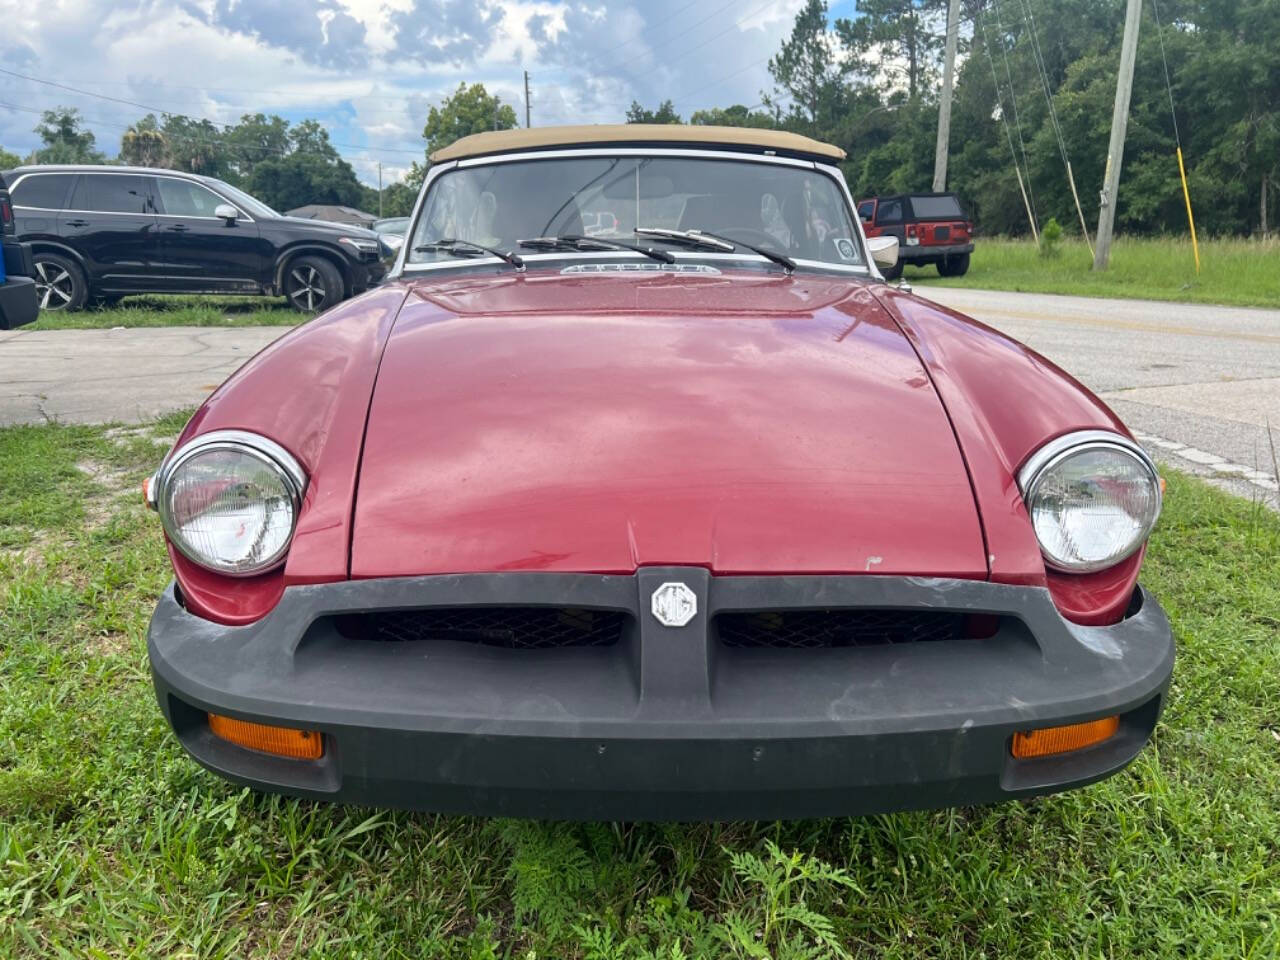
[2,417,1279,958]
[909,236,1280,308]
[27,295,302,330]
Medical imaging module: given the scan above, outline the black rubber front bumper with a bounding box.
[148,569,1174,821]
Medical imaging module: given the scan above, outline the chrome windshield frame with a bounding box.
[389,147,875,280]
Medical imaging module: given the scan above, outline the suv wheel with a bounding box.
[33,253,87,312]
[881,258,904,281]
[937,253,970,277]
[284,255,343,313]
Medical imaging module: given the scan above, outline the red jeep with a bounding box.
[857,192,973,280]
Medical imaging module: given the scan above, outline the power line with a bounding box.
[587,0,709,63]
[1149,0,1181,146]
[609,0,747,75]
[977,4,1039,240]
[991,0,1038,227]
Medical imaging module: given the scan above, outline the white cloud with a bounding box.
[0,0,814,185]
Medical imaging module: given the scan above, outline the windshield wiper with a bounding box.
[635,226,796,274]
[414,238,524,269]
[519,235,675,264]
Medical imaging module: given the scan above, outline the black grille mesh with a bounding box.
[354,607,626,650]
[716,609,963,649]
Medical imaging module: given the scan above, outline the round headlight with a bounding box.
[157,431,306,576]
[1018,431,1161,573]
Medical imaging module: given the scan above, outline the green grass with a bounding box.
[28,295,303,330]
[3,418,1279,958]
[909,236,1280,308]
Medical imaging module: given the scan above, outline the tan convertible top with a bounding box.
[428,124,846,164]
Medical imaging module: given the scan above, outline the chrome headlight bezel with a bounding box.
[155,430,307,577]
[1017,430,1162,574]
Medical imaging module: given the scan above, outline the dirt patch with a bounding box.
[85,631,136,658]
[76,460,140,529]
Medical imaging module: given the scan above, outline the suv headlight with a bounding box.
[338,236,380,256]
[155,431,306,576]
[1018,430,1161,573]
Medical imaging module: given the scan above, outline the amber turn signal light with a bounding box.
[1011,715,1119,759]
[208,713,324,760]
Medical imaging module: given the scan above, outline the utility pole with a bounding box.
[377,162,383,219]
[524,70,532,128]
[1093,0,1142,270]
[932,0,961,192]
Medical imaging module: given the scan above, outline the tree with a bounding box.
[224,113,290,181]
[120,114,168,167]
[835,0,949,101]
[423,83,518,154]
[689,105,778,129]
[379,181,418,217]
[289,118,339,158]
[28,107,104,164]
[406,83,519,187]
[0,145,19,169]
[625,100,682,124]
[160,115,231,178]
[247,152,365,212]
[765,0,854,138]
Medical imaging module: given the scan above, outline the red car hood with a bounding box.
[350,271,987,578]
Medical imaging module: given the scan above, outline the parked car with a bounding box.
[144,125,1172,821]
[0,171,38,329]
[372,216,410,254]
[857,191,974,279]
[4,165,387,312]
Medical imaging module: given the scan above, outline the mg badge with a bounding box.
[651,582,697,628]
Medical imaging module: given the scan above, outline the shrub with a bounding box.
[1039,217,1063,258]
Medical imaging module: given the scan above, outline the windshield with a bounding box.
[408,155,863,270]
[207,179,279,219]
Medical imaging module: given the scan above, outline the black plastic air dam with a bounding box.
[148,569,1174,821]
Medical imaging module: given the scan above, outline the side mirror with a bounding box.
[866,235,899,271]
[213,204,239,224]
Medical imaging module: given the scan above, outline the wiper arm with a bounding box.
[634,227,734,251]
[519,235,675,264]
[414,238,524,270]
[635,226,796,274]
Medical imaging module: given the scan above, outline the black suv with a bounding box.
[0,171,38,329]
[4,165,387,312]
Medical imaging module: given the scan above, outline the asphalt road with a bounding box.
[2,287,1278,497]
[914,286,1280,499]
[0,325,285,427]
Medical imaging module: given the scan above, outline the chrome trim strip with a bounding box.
[9,170,254,222]
[400,250,870,276]
[1017,430,1158,495]
[156,430,307,577]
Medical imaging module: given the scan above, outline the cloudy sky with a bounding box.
[0,0,856,186]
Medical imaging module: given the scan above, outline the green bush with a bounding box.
[1039,217,1063,258]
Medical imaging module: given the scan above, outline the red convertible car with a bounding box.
[145,126,1172,820]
